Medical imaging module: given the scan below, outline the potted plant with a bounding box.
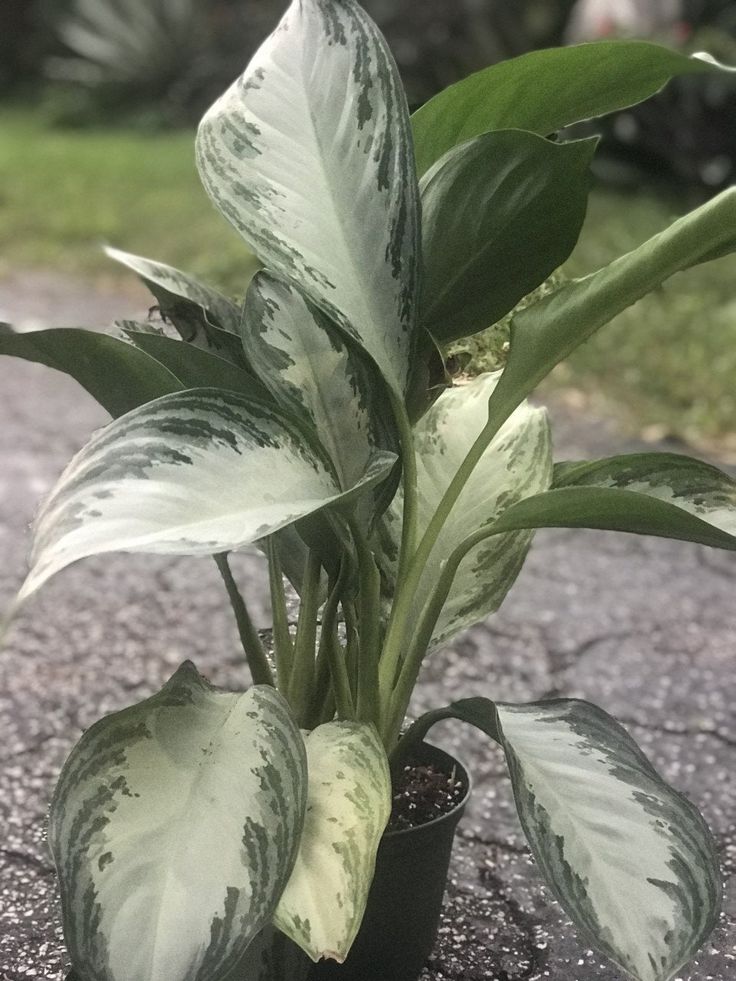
[3,2,736,979]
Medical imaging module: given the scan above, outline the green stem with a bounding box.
[382,527,487,745]
[324,616,356,722]
[307,563,354,725]
[389,391,419,586]
[378,399,508,707]
[352,523,383,725]
[288,549,322,724]
[343,597,360,706]
[265,537,294,693]
[214,553,274,687]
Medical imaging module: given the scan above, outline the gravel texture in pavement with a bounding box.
[1,276,734,980]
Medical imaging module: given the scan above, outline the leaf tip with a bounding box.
[164,659,212,697]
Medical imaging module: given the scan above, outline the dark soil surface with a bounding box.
[389,761,468,832]
[1,274,735,981]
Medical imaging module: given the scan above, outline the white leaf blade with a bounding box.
[242,272,395,494]
[553,453,736,537]
[50,662,308,981]
[20,389,396,602]
[496,699,721,981]
[273,722,391,963]
[196,0,420,397]
[379,373,552,647]
[105,246,243,334]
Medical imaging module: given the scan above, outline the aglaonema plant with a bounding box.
[3,2,736,980]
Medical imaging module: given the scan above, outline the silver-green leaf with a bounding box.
[242,272,397,495]
[50,662,308,981]
[106,247,249,365]
[195,0,420,398]
[273,722,391,963]
[553,452,736,535]
[19,388,396,603]
[496,699,721,981]
[377,373,552,648]
[483,451,736,552]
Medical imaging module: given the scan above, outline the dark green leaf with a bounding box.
[421,131,596,342]
[490,484,736,551]
[123,328,270,401]
[0,325,181,417]
[397,696,500,763]
[412,42,734,176]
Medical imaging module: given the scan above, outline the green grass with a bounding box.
[0,107,252,295]
[1,107,735,445]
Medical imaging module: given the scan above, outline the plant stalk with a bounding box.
[265,537,294,691]
[378,399,508,710]
[388,389,419,586]
[382,525,492,744]
[343,596,360,705]
[307,562,355,724]
[288,549,322,724]
[214,553,274,687]
[352,524,383,724]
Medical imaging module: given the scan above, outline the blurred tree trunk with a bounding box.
[0,0,38,90]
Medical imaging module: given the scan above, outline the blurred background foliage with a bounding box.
[1,0,735,451]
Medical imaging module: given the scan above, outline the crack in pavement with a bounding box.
[0,848,55,877]
[617,715,736,751]
[542,629,636,680]
[477,867,548,980]
[0,733,59,767]
[460,830,530,857]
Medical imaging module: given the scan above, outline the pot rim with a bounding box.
[384,740,472,840]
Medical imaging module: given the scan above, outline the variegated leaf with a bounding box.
[553,453,736,532]
[19,388,396,602]
[50,662,308,981]
[496,699,721,981]
[196,0,420,398]
[242,272,397,497]
[105,247,249,365]
[273,722,391,963]
[377,373,552,648]
[483,452,736,551]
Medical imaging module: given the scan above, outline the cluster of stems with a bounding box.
[218,387,515,754]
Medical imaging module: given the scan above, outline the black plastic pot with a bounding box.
[307,742,471,981]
